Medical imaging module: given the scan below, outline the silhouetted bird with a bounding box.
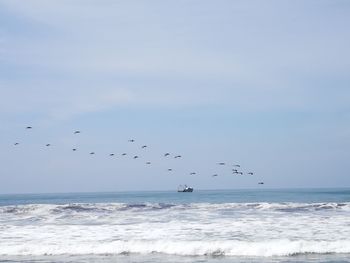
[174,155,182,158]
[128,139,135,142]
[14,143,19,146]
[217,162,225,165]
[109,153,115,156]
[146,162,151,165]
[46,144,51,147]
[122,153,127,156]
[247,172,254,175]
[142,145,147,149]
[258,182,264,185]
[133,155,139,159]
[74,131,80,134]
[212,174,218,177]
[164,153,170,157]
[190,172,196,175]
[26,126,32,129]
[168,168,173,171]
[233,164,241,167]
[232,169,238,172]
[72,148,77,151]
[90,152,95,155]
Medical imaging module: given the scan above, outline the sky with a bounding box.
[0,0,349,194]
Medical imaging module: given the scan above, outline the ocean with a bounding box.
[0,188,350,263]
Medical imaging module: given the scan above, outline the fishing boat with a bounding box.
[177,185,193,192]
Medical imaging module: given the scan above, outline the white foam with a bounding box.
[1,202,350,257]
[1,240,350,257]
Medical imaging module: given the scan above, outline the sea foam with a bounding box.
[1,240,350,257]
[1,202,350,257]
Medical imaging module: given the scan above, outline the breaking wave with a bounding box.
[1,202,350,257]
[1,240,350,257]
[1,202,350,215]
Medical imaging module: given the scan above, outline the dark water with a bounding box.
[1,188,350,206]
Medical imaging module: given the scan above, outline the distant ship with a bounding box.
[177,185,193,192]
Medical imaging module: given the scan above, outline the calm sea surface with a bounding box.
[1,188,350,263]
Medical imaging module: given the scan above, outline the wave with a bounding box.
[1,202,350,215]
[1,202,350,258]
[1,240,350,257]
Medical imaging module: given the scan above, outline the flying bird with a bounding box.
[109,153,115,156]
[168,168,173,171]
[212,174,218,177]
[72,148,77,151]
[233,164,241,167]
[174,155,182,158]
[217,162,226,165]
[190,172,196,175]
[258,182,264,185]
[164,153,170,157]
[128,139,135,142]
[146,162,151,165]
[141,145,147,149]
[90,152,95,155]
[26,126,32,129]
[121,153,127,156]
[133,155,139,159]
[46,144,51,147]
[247,172,254,175]
[74,131,81,134]
[14,143,19,146]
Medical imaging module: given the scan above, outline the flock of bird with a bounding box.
[12,126,264,185]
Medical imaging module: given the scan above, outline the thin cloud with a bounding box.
[0,0,349,119]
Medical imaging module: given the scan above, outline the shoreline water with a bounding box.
[1,253,350,263]
[1,189,350,262]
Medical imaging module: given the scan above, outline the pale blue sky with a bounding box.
[0,0,349,194]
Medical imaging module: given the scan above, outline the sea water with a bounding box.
[0,189,350,262]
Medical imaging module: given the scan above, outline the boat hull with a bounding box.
[178,188,193,192]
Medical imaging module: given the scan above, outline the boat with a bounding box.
[177,185,193,192]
